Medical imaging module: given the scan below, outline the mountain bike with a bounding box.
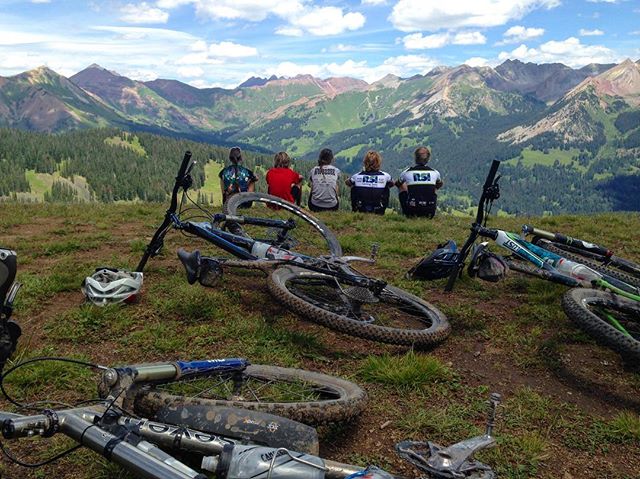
[136,151,450,347]
[0,394,502,479]
[1,358,502,479]
[443,160,640,360]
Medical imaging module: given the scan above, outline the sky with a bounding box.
[0,0,638,88]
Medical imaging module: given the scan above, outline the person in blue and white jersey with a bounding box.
[345,150,394,215]
[396,146,443,218]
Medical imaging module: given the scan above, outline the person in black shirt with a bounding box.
[396,146,443,218]
[345,150,394,215]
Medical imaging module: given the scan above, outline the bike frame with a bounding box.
[135,151,386,293]
[522,224,640,277]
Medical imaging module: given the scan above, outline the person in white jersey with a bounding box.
[308,148,341,212]
[345,150,394,215]
[396,146,443,218]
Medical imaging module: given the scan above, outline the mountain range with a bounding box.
[0,58,639,214]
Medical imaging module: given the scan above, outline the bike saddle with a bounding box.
[178,249,223,287]
[177,248,201,285]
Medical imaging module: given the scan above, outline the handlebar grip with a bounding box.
[177,151,193,179]
[483,160,501,189]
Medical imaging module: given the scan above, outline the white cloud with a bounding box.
[579,28,604,36]
[0,25,260,86]
[208,41,257,58]
[361,0,386,4]
[120,2,169,24]
[501,25,544,43]
[464,57,491,67]
[31,0,51,3]
[156,1,366,37]
[275,26,304,37]
[264,55,438,83]
[403,31,486,49]
[403,33,450,49]
[156,0,305,22]
[498,37,620,67]
[390,0,560,32]
[281,7,366,36]
[177,66,204,77]
[454,31,487,45]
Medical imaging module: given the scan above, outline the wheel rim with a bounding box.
[227,197,335,258]
[286,276,438,331]
[149,371,342,404]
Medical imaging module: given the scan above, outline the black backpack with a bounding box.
[407,240,461,280]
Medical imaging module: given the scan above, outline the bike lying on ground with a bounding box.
[1,393,502,479]
[136,151,450,347]
[440,160,640,360]
[1,249,500,478]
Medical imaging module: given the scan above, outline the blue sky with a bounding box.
[0,0,638,88]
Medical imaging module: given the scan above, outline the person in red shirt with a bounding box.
[266,151,303,205]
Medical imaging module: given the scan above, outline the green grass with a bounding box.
[505,147,586,171]
[1,204,640,478]
[360,351,453,389]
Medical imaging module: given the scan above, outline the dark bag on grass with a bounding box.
[407,240,461,280]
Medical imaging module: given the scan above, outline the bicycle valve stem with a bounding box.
[485,392,501,437]
[370,243,380,261]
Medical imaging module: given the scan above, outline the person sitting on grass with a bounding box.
[396,146,443,218]
[308,148,341,212]
[266,151,304,205]
[345,150,394,215]
[219,147,258,203]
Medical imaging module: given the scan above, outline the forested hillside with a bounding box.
[0,129,274,202]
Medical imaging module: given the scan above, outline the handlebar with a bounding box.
[445,160,502,292]
[522,224,612,258]
[169,151,194,216]
[136,151,193,272]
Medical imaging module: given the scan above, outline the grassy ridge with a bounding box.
[0,204,639,478]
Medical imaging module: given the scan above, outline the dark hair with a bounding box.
[229,147,242,164]
[414,146,431,165]
[363,150,381,172]
[274,151,291,168]
[318,148,333,166]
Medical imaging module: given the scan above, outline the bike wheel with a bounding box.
[223,192,342,258]
[535,240,640,288]
[268,266,450,347]
[562,288,640,360]
[132,364,366,426]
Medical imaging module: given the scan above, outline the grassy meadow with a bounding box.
[0,203,639,478]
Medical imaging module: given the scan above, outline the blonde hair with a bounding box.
[363,150,381,172]
[274,151,291,168]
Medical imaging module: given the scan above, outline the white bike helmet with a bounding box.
[82,268,143,306]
